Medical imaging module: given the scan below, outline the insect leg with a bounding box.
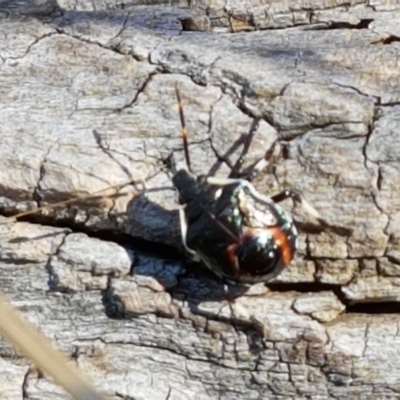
[228,118,260,179]
[270,189,328,226]
[178,205,200,261]
[206,177,248,186]
[206,177,281,210]
[207,178,327,227]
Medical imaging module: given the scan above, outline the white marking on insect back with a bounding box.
[268,251,274,258]
[214,188,222,199]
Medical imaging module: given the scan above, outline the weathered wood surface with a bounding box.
[1,0,400,399]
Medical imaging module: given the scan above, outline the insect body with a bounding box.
[173,87,326,284]
[5,86,325,286]
[174,170,298,283]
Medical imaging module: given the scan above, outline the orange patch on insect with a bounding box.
[241,227,293,266]
[181,127,189,140]
[266,227,293,265]
[226,244,240,273]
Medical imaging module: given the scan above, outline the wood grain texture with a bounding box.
[1,0,400,399]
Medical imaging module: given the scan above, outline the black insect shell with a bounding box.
[173,169,298,284]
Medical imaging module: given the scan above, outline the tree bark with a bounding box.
[0,0,400,399]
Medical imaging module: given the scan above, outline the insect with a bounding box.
[4,85,327,286]
[170,87,327,284]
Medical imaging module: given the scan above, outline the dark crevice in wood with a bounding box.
[380,101,400,106]
[22,368,30,400]
[385,255,400,266]
[306,19,374,31]
[377,165,383,191]
[346,302,400,314]
[372,35,400,45]
[8,213,183,263]
[268,282,400,315]
[5,215,400,316]
[267,282,340,293]
[268,281,348,311]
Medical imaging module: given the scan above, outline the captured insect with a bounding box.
[169,87,328,284]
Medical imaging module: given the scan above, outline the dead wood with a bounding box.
[1,0,400,399]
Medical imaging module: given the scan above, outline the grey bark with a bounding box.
[0,0,400,399]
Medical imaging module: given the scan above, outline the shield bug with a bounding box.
[3,86,328,286]
[170,87,327,284]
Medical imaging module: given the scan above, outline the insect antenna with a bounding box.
[175,86,192,173]
[174,86,240,245]
[1,182,138,224]
[228,118,260,179]
[0,185,129,225]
